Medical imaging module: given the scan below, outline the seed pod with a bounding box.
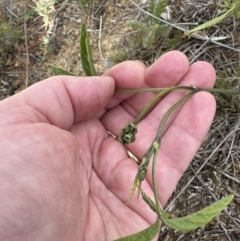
[118,123,137,144]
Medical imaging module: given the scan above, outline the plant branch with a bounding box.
[155,90,198,142]
[115,86,240,95]
[115,86,194,93]
[133,86,196,125]
[151,90,197,219]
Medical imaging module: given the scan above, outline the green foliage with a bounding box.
[51,23,97,76]
[33,0,55,54]
[117,85,235,240]
[220,0,240,18]
[126,21,149,34]
[108,0,183,66]
[113,219,160,241]
[0,21,23,47]
[0,20,23,67]
[152,0,167,23]
[141,191,157,213]
[80,23,97,76]
[147,0,167,24]
[189,0,240,37]
[47,16,236,240]
[126,0,167,49]
[51,65,76,76]
[165,29,183,48]
[148,0,155,17]
[33,0,55,30]
[214,70,240,113]
[106,48,129,68]
[76,0,93,14]
[162,195,234,232]
[143,24,160,48]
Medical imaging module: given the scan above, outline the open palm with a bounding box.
[0,51,216,241]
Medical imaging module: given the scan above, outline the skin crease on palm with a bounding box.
[0,51,216,241]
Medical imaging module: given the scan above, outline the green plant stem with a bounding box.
[133,88,171,125]
[125,88,198,204]
[133,86,196,125]
[115,86,240,95]
[155,90,197,142]
[152,146,162,217]
[131,89,197,212]
[200,87,240,94]
[151,90,197,219]
[124,84,236,207]
[115,86,194,93]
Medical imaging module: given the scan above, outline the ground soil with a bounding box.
[0,0,240,240]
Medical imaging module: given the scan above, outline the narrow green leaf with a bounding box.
[148,0,155,15]
[80,23,97,76]
[125,173,139,205]
[188,4,236,37]
[162,194,234,232]
[141,190,158,214]
[125,21,148,34]
[113,219,160,241]
[126,157,149,205]
[143,24,159,48]
[152,0,167,21]
[51,65,76,76]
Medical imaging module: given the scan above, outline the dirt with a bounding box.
[1,0,240,240]
[31,0,138,82]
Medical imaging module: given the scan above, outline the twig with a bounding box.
[6,7,19,19]
[94,0,106,14]
[98,15,104,64]
[189,29,219,64]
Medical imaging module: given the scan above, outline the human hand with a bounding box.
[0,51,216,241]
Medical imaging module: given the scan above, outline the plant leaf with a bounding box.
[142,24,159,48]
[125,172,140,205]
[51,65,76,76]
[188,3,236,37]
[80,23,97,76]
[113,219,160,241]
[148,0,155,15]
[152,0,167,22]
[162,194,234,232]
[125,20,148,34]
[141,190,158,214]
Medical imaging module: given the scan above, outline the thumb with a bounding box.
[0,76,114,129]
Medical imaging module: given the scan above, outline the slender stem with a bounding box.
[155,90,197,142]
[133,86,196,125]
[115,86,194,94]
[152,143,162,217]
[133,88,172,125]
[115,86,240,95]
[199,87,240,94]
[151,90,197,219]
[136,90,197,189]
